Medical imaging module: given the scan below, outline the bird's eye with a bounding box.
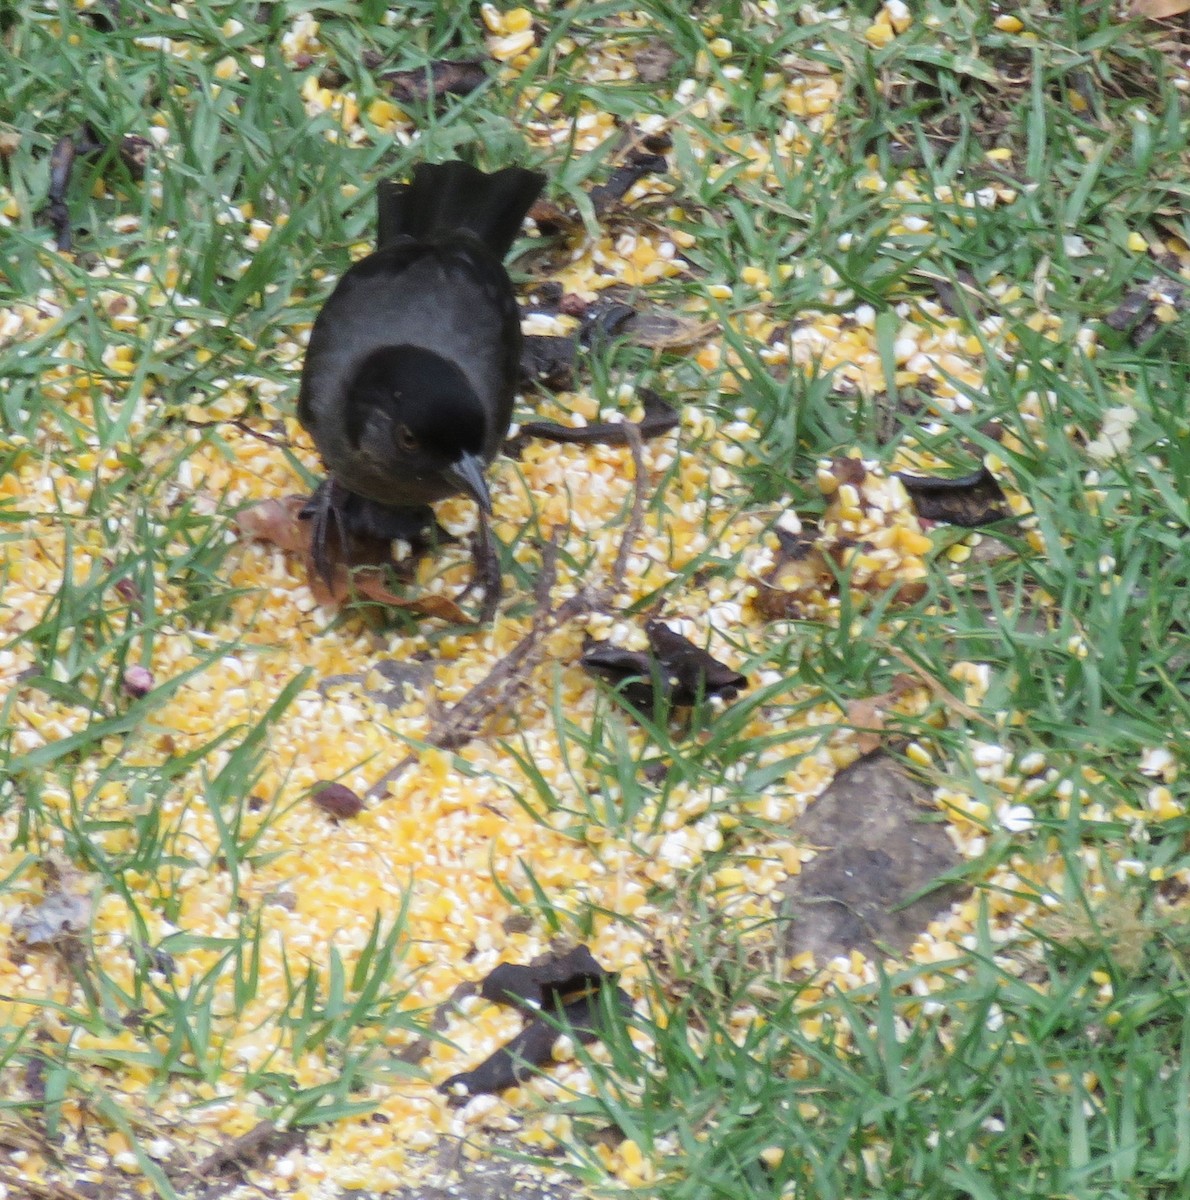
[395,424,420,454]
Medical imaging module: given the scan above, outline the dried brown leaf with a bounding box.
[12,853,92,947]
[580,620,746,709]
[1132,0,1190,16]
[381,58,488,105]
[236,495,469,623]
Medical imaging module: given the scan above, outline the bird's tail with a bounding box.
[376,160,544,257]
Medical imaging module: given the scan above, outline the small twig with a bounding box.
[192,1119,301,1180]
[365,750,417,801]
[45,136,76,252]
[430,537,569,750]
[885,645,993,727]
[184,417,291,449]
[611,421,646,598]
[0,1165,89,1200]
[367,420,655,784]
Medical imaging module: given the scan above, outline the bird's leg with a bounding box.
[458,507,502,623]
[301,478,345,591]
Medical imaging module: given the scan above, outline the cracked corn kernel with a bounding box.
[864,19,895,47]
[994,14,1024,32]
[490,29,535,61]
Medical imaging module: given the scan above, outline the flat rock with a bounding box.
[779,752,967,964]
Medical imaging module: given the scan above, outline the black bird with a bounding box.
[297,159,545,620]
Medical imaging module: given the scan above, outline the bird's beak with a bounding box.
[446,452,492,514]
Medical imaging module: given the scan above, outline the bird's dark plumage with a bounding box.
[297,159,544,618]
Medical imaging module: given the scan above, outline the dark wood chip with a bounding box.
[480,944,608,1012]
[46,135,76,251]
[440,946,631,1101]
[381,58,488,106]
[589,149,668,215]
[518,334,576,391]
[515,387,679,448]
[896,465,1010,527]
[581,619,747,710]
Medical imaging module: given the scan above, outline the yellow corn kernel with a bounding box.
[905,741,932,767]
[620,1140,644,1170]
[490,29,535,61]
[1126,231,1148,253]
[504,6,533,32]
[864,20,895,47]
[994,14,1023,33]
[895,527,933,556]
[368,98,403,129]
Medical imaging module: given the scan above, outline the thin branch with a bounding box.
[611,420,646,598]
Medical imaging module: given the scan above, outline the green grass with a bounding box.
[2,0,1189,1197]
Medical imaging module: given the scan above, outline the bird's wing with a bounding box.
[297,237,521,466]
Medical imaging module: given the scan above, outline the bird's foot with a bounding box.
[453,512,502,623]
[300,482,444,584]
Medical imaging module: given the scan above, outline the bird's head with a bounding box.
[345,344,492,511]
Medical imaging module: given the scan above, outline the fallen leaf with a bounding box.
[1102,279,1186,346]
[12,852,93,947]
[896,465,1010,527]
[779,753,968,962]
[236,496,470,623]
[844,675,919,755]
[581,619,747,710]
[1132,0,1190,16]
[236,495,311,554]
[526,196,578,236]
[440,946,632,1101]
[118,134,152,180]
[589,148,668,215]
[480,944,607,1012]
[45,134,76,252]
[380,58,488,105]
[634,39,679,83]
[750,527,836,620]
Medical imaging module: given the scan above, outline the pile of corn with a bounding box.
[0,2,1186,1195]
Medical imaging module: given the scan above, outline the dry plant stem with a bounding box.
[885,644,993,726]
[367,427,651,791]
[0,1167,90,1200]
[191,1119,301,1180]
[183,418,291,449]
[610,421,646,597]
